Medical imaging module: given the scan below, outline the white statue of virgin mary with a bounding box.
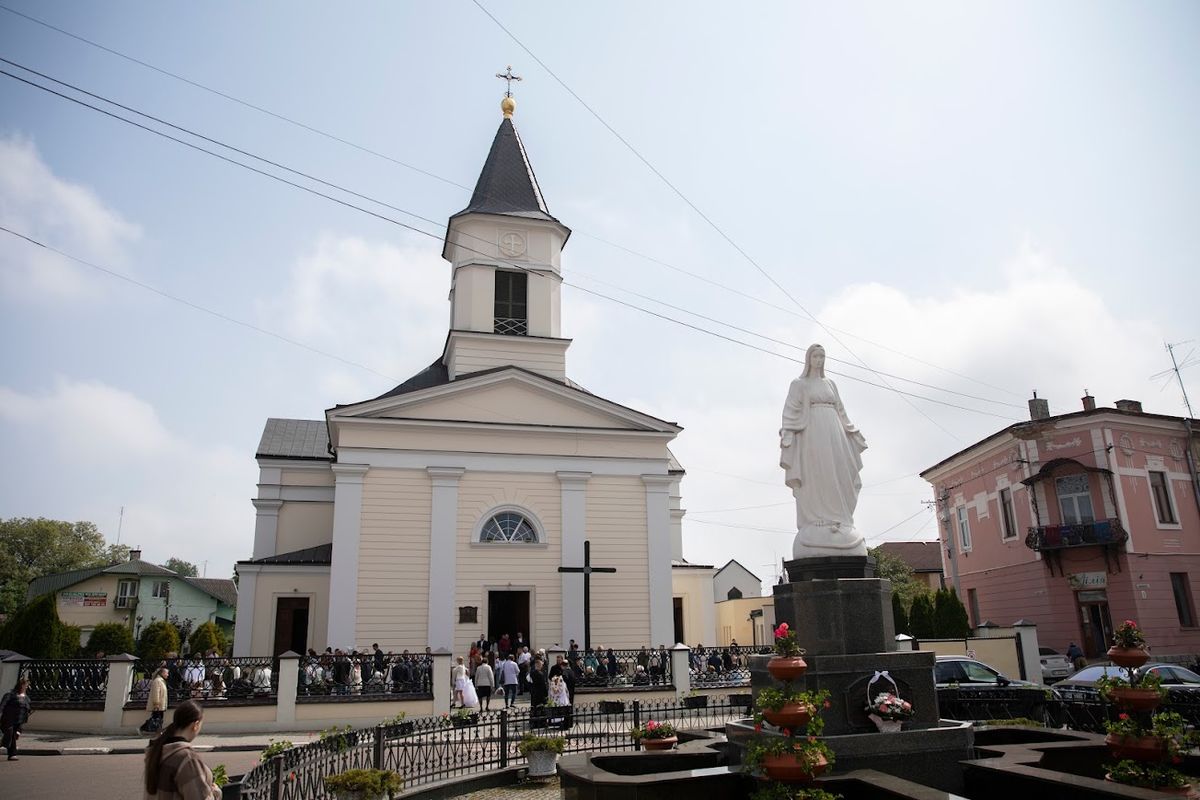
[779,344,869,558]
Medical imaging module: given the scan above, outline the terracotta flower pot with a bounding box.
[1107,687,1162,712]
[1105,733,1168,761]
[640,736,677,751]
[761,750,829,783]
[1105,774,1193,796]
[767,656,808,682]
[1107,646,1150,669]
[762,702,814,729]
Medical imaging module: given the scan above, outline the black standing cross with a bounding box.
[558,539,616,651]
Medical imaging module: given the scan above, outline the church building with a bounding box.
[234,92,706,657]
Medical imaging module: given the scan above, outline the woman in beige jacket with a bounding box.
[144,700,221,800]
[141,667,169,734]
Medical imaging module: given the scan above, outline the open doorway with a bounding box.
[1077,590,1113,657]
[487,590,530,648]
[273,597,309,655]
[673,597,685,645]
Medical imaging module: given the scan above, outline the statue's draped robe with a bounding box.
[780,377,867,546]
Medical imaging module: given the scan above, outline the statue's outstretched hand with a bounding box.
[780,430,795,447]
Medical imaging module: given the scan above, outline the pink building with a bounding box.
[921,394,1200,659]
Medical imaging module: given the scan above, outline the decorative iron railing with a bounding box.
[18,660,108,706]
[1024,519,1127,552]
[296,653,432,701]
[572,648,673,689]
[235,697,748,799]
[128,656,279,705]
[493,316,527,336]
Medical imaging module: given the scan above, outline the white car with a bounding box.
[1039,647,1073,684]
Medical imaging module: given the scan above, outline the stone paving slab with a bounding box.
[16,729,318,755]
[456,776,560,799]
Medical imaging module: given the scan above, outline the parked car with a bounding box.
[934,656,1057,725]
[1054,663,1200,702]
[1038,647,1073,684]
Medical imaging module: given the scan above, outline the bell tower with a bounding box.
[441,74,572,382]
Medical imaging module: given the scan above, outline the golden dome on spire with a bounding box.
[501,95,516,118]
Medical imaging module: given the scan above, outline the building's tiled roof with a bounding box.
[874,541,944,573]
[27,566,105,600]
[715,559,762,582]
[102,560,177,577]
[451,117,562,225]
[257,418,331,460]
[183,577,238,608]
[27,560,216,602]
[370,359,450,402]
[241,543,333,566]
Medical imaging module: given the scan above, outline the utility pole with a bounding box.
[116,505,124,545]
[937,487,961,595]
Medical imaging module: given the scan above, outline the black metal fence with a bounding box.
[296,653,432,701]
[235,697,749,799]
[937,688,1200,732]
[129,656,279,705]
[18,660,108,706]
[573,648,673,688]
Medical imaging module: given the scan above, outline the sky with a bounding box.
[1,2,1197,593]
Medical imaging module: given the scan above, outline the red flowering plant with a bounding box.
[772,622,805,658]
[864,692,914,721]
[629,719,677,741]
[1112,619,1147,650]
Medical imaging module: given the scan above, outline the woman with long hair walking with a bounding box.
[143,700,221,799]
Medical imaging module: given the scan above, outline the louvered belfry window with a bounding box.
[494,270,528,335]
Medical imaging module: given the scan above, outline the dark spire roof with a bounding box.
[452,118,561,224]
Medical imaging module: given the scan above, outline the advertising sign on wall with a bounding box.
[61,591,108,607]
[1068,572,1107,591]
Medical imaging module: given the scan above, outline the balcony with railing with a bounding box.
[1025,519,1128,552]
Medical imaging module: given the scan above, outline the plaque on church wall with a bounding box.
[459,606,478,624]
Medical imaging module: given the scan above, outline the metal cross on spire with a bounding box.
[496,65,522,97]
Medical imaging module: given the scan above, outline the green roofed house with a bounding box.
[26,548,237,648]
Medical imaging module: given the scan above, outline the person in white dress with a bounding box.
[451,656,468,708]
[780,343,869,558]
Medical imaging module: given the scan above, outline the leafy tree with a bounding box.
[84,622,136,656]
[909,592,937,639]
[0,518,121,615]
[138,620,181,661]
[0,593,79,657]
[868,546,927,612]
[188,621,227,655]
[892,592,910,635]
[163,558,198,577]
[934,587,972,639]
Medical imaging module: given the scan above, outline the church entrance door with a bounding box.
[487,590,530,649]
[274,597,309,655]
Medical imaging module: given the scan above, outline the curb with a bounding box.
[20,742,275,756]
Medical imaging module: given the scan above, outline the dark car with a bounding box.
[934,656,1057,725]
[1054,663,1200,702]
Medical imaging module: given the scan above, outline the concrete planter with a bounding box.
[526,749,559,777]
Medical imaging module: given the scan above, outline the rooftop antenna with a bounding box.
[115,505,124,545]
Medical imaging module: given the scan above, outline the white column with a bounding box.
[431,649,453,711]
[0,655,22,696]
[327,463,369,649]
[670,644,691,694]
[103,654,136,732]
[1012,619,1042,684]
[557,471,590,646]
[643,475,675,647]
[251,499,284,559]
[275,652,300,727]
[232,566,258,657]
[427,467,465,652]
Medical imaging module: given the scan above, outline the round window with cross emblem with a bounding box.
[499,232,526,257]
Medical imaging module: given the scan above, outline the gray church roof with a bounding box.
[257,418,331,460]
[240,543,333,566]
[450,117,564,226]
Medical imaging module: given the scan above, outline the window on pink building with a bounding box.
[1055,474,1094,525]
[957,506,971,550]
[1171,573,1195,628]
[1150,471,1178,525]
[999,487,1018,540]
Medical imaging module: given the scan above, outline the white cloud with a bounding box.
[259,233,450,403]
[668,244,1193,595]
[0,378,250,576]
[0,135,141,298]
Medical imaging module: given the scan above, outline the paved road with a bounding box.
[0,750,263,799]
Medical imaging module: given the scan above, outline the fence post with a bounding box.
[669,644,690,696]
[632,700,641,750]
[373,724,384,770]
[271,754,284,800]
[1012,619,1041,683]
[276,651,300,728]
[894,634,915,652]
[431,649,452,710]
[103,653,137,732]
[499,709,509,768]
[0,653,27,696]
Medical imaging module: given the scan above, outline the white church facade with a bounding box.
[234,96,714,658]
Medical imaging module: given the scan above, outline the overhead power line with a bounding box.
[0,62,1018,421]
[0,4,1039,408]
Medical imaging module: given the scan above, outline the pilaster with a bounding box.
[251,499,284,559]
[642,474,674,647]
[232,566,258,657]
[557,471,591,646]
[427,467,465,651]
[327,463,369,649]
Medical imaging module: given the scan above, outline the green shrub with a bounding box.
[323,769,403,796]
[188,621,226,655]
[138,620,181,661]
[0,593,79,657]
[909,592,936,639]
[84,622,135,656]
[891,592,909,635]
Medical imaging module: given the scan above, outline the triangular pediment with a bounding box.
[330,368,679,433]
